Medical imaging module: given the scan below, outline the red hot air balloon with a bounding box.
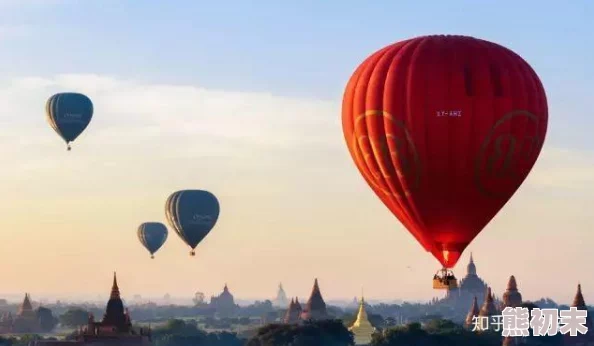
[342,35,547,288]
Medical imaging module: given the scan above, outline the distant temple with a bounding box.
[443,253,489,302]
[283,298,302,324]
[464,296,479,330]
[283,278,330,324]
[500,276,524,346]
[30,272,152,345]
[0,293,43,334]
[348,294,376,345]
[477,287,500,332]
[501,275,522,309]
[300,278,329,321]
[209,284,239,318]
[564,283,594,346]
[273,283,289,308]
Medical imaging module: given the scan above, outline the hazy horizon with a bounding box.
[0,1,592,306]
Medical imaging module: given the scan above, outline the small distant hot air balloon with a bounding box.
[342,35,548,289]
[137,222,168,259]
[45,92,93,151]
[165,190,220,256]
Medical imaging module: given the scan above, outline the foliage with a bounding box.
[0,334,47,346]
[246,319,354,346]
[372,319,566,346]
[59,308,90,327]
[152,319,244,346]
[372,321,502,346]
[193,292,206,306]
[36,307,58,332]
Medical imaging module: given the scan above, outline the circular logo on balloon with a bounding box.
[474,110,544,198]
[351,110,422,199]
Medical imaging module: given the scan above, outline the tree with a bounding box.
[372,321,503,346]
[59,308,89,327]
[36,307,58,332]
[193,292,206,306]
[247,319,354,346]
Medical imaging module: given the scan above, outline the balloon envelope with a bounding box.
[137,222,168,257]
[46,92,93,148]
[165,190,220,254]
[342,35,548,268]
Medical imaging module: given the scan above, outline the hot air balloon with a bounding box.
[137,222,168,259]
[341,35,547,289]
[45,92,93,151]
[165,190,220,256]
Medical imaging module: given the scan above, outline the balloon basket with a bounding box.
[433,268,458,290]
[151,255,154,259]
[190,250,196,256]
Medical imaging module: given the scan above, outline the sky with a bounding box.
[0,0,593,305]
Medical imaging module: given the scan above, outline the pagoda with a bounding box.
[209,284,238,318]
[501,276,524,346]
[300,278,329,321]
[273,283,289,308]
[477,287,499,332]
[30,272,152,345]
[465,296,479,330]
[348,294,375,345]
[502,275,522,309]
[283,297,302,324]
[564,283,594,346]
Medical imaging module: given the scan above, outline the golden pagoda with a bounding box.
[348,293,376,346]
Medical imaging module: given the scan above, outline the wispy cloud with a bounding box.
[1,73,591,192]
[528,147,594,191]
[0,74,591,302]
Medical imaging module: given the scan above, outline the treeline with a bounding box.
[0,318,570,346]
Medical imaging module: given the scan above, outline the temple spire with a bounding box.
[467,252,477,276]
[349,291,375,345]
[503,275,522,308]
[300,278,328,321]
[572,283,586,308]
[110,272,120,299]
[465,296,479,329]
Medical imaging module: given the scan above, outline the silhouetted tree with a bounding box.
[36,307,58,332]
[152,319,244,346]
[59,308,89,327]
[247,319,354,346]
[372,320,502,346]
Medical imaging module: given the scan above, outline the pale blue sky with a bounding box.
[1,1,592,147]
[0,1,592,303]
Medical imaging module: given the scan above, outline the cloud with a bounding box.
[1,73,592,194]
[0,73,592,302]
[528,147,594,191]
[0,74,344,189]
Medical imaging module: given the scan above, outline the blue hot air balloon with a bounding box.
[165,190,220,256]
[137,222,169,259]
[45,92,93,151]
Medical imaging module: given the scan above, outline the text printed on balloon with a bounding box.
[436,110,462,117]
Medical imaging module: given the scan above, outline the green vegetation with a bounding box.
[152,319,244,346]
